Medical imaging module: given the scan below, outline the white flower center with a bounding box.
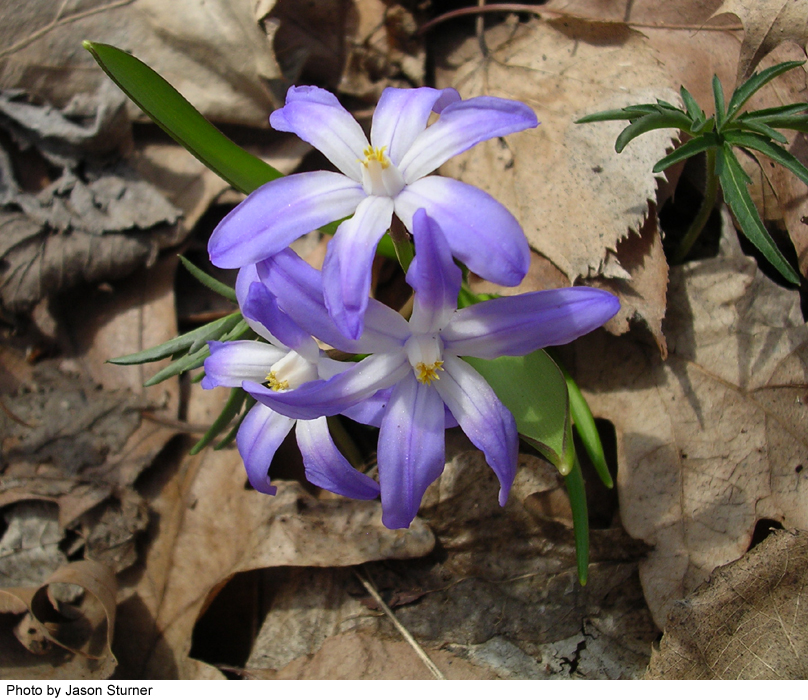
[265,351,318,391]
[360,145,405,198]
[404,334,444,386]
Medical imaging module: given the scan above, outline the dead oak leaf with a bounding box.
[574,210,808,627]
[714,0,808,81]
[646,528,808,679]
[435,17,677,340]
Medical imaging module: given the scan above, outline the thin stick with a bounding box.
[0,0,136,59]
[418,4,743,35]
[353,566,446,680]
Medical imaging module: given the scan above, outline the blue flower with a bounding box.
[244,210,620,529]
[208,85,537,339]
[201,265,380,500]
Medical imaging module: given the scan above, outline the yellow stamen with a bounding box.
[266,371,289,391]
[360,145,390,169]
[415,360,444,385]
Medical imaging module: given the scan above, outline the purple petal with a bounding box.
[371,87,460,165]
[322,195,395,340]
[443,287,620,359]
[407,209,461,334]
[270,86,368,181]
[208,171,364,269]
[259,249,410,354]
[340,388,392,427]
[341,387,459,430]
[242,282,319,362]
[433,355,518,506]
[201,340,286,389]
[398,96,538,182]
[378,373,446,529]
[296,416,380,500]
[395,176,530,287]
[236,266,280,343]
[245,351,410,420]
[236,403,295,494]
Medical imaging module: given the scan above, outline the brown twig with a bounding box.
[0,0,137,59]
[418,4,743,35]
[353,566,446,680]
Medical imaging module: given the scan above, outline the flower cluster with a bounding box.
[205,85,619,528]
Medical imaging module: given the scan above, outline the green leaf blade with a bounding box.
[725,60,806,122]
[190,388,246,455]
[179,255,238,303]
[614,111,693,153]
[108,312,241,365]
[653,133,720,173]
[466,351,574,475]
[83,42,281,195]
[718,145,799,284]
[726,130,808,186]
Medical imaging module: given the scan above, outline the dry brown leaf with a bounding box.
[574,210,808,627]
[713,0,808,81]
[243,432,655,679]
[646,529,808,679]
[271,0,425,100]
[590,204,670,356]
[434,16,678,340]
[0,0,282,126]
[0,560,118,679]
[113,384,435,679]
[267,630,495,679]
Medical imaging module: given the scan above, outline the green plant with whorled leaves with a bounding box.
[578,61,808,284]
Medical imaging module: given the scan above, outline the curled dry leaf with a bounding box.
[713,0,808,81]
[0,559,118,680]
[434,16,678,344]
[646,529,808,679]
[575,210,808,626]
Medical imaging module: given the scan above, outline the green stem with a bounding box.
[389,216,414,272]
[673,148,719,263]
[564,454,589,586]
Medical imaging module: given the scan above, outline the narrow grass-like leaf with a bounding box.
[680,86,704,123]
[718,145,799,284]
[615,111,693,153]
[575,105,659,123]
[190,387,246,454]
[731,118,788,143]
[725,60,805,122]
[216,396,256,450]
[187,314,243,355]
[564,456,589,585]
[83,42,281,195]
[108,312,241,365]
[144,345,210,386]
[179,255,238,302]
[726,130,808,186]
[712,74,726,130]
[762,114,808,133]
[744,103,808,120]
[563,369,613,489]
[467,350,574,475]
[652,133,720,172]
[220,318,253,342]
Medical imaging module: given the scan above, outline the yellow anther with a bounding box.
[414,360,444,385]
[360,145,390,169]
[266,371,289,391]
